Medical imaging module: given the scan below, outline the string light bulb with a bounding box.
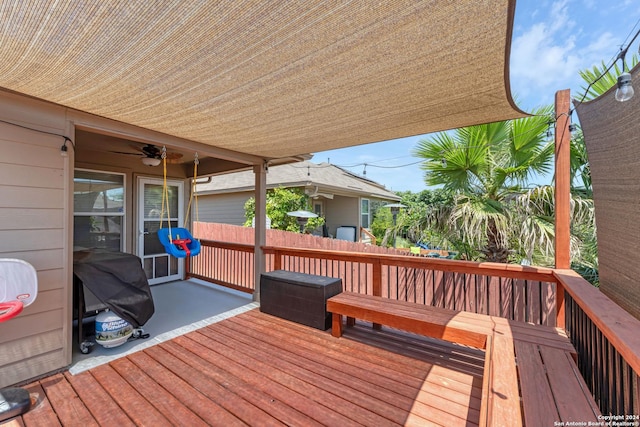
[441,158,447,168]
[615,72,634,102]
[60,137,72,157]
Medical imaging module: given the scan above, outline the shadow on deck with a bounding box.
[13,309,485,426]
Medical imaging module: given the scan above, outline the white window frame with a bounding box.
[360,198,370,229]
[73,168,126,251]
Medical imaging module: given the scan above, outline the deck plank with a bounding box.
[0,418,24,427]
[227,311,482,417]
[4,307,594,426]
[20,383,60,427]
[139,341,321,427]
[126,351,247,427]
[514,341,559,426]
[38,373,98,427]
[200,320,425,426]
[235,311,482,426]
[63,371,134,427]
[242,308,481,396]
[142,344,268,426]
[539,346,600,422]
[244,309,484,393]
[89,364,172,427]
[481,335,522,427]
[109,357,210,427]
[165,333,365,426]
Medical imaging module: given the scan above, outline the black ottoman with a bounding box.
[260,270,343,330]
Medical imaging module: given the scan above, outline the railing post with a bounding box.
[372,259,382,297]
[372,259,382,330]
[273,249,282,271]
[555,89,571,269]
[556,280,565,329]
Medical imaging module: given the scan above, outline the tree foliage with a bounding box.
[244,187,324,233]
[412,106,555,262]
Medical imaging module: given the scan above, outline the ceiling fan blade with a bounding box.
[109,150,142,156]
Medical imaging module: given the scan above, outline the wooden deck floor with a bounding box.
[3,309,485,426]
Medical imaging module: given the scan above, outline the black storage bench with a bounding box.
[260,270,343,330]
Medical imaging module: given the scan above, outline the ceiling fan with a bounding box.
[110,144,183,166]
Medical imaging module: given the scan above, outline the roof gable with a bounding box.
[197,161,401,201]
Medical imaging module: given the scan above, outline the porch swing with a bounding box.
[156,148,201,258]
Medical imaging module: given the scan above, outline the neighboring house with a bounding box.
[196,161,401,241]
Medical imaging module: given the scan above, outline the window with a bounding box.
[360,198,370,228]
[313,201,323,217]
[74,170,125,251]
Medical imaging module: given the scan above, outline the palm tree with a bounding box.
[413,107,554,262]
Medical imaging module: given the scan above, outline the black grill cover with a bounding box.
[73,249,154,327]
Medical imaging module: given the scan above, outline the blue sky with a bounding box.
[311,0,640,193]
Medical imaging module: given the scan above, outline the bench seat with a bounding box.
[327,291,601,427]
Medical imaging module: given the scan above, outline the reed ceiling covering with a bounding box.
[0,0,525,159]
[575,65,640,321]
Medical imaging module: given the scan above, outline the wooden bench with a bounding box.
[327,292,601,427]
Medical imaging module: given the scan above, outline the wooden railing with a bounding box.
[190,241,559,326]
[555,269,640,416]
[189,241,640,415]
[360,227,376,245]
[189,240,256,293]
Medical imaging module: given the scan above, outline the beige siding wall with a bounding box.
[198,193,252,226]
[0,93,71,387]
[324,195,359,238]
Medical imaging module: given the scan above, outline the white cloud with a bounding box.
[509,0,626,109]
[511,22,580,94]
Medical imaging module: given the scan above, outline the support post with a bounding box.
[555,89,571,329]
[555,89,571,269]
[253,162,268,302]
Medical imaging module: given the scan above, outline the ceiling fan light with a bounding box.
[141,157,161,166]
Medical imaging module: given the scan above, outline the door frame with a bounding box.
[137,176,185,285]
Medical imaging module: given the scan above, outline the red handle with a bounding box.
[172,238,192,257]
[0,301,24,322]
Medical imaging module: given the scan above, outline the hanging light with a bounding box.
[141,157,161,166]
[362,163,367,175]
[440,158,447,168]
[615,72,634,102]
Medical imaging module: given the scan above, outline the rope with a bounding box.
[159,146,172,240]
[184,153,199,228]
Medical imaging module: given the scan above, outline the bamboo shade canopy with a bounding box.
[0,1,525,159]
[575,64,640,320]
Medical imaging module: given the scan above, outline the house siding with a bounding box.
[0,93,71,388]
[198,192,252,226]
[324,195,359,238]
